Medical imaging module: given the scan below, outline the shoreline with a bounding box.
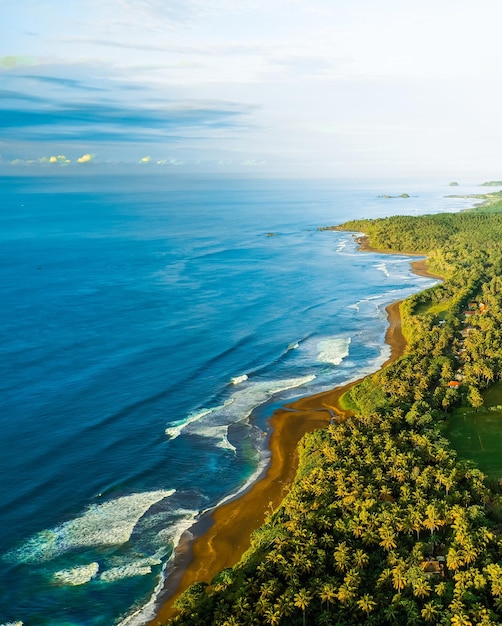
[149,248,440,625]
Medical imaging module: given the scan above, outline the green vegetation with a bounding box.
[447,382,502,480]
[166,194,502,626]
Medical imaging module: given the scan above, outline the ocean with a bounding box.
[0,174,478,625]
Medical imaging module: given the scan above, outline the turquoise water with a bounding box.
[0,175,476,625]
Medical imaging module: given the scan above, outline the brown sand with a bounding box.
[149,248,441,625]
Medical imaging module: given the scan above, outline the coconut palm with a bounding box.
[356,594,377,616]
[423,503,444,535]
[421,601,440,623]
[391,565,408,591]
[293,588,313,626]
[333,542,351,572]
[379,526,398,551]
[319,582,337,612]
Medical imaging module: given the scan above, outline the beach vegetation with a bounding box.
[165,194,502,625]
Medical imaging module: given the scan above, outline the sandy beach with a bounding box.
[150,252,439,625]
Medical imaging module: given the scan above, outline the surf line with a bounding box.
[149,252,442,625]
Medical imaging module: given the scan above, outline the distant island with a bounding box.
[157,192,502,626]
[481,180,502,186]
[378,193,410,198]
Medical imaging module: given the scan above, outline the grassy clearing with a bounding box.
[414,299,450,318]
[446,381,502,480]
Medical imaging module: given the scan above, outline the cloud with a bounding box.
[21,74,105,91]
[0,89,51,105]
[90,0,274,30]
[40,155,71,165]
[0,94,252,144]
[76,153,95,163]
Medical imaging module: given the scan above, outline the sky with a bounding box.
[2,0,502,178]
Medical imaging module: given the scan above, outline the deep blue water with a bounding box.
[0,174,478,625]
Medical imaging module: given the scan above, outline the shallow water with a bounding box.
[0,174,478,625]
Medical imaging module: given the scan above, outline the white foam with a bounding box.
[347,293,383,312]
[1,622,23,626]
[154,510,198,550]
[165,408,216,439]
[168,376,314,446]
[208,434,271,511]
[118,512,199,626]
[287,342,300,351]
[231,374,248,385]
[375,261,390,277]
[108,553,163,567]
[187,375,315,434]
[5,490,174,564]
[52,562,99,586]
[317,337,351,365]
[267,375,315,394]
[193,424,237,453]
[100,563,152,583]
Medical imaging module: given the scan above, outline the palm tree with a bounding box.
[446,547,463,572]
[294,588,313,626]
[353,549,369,569]
[319,582,337,612]
[263,608,281,626]
[450,612,474,626]
[333,542,351,572]
[392,565,408,591]
[357,594,377,616]
[379,526,398,551]
[412,577,431,599]
[384,601,401,624]
[336,584,355,605]
[275,591,295,620]
[421,601,440,623]
[423,503,444,535]
[485,563,502,596]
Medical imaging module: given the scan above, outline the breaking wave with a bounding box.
[231,374,248,385]
[165,375,315,446]
[52,562,100,586]
[4,490,175,564]
[317,337,351,366]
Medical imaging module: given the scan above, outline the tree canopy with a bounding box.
[165,192,502,626]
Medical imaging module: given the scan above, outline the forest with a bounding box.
[164,191,502,625]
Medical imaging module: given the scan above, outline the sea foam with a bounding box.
[52,562,100,586]
[100,563,152,583]
[317,337,351,365]
[231,374,248,384]
[5,490,174,564]
[165,404,228,440]
[375,261,390,277]
[165,375,315,448]
[193,424,237,452]
[117,511,199,626]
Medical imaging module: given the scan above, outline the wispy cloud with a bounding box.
[0,100,251,141]
[4,0,502,175]
[0,66,254,147]
[21,74,106,91]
